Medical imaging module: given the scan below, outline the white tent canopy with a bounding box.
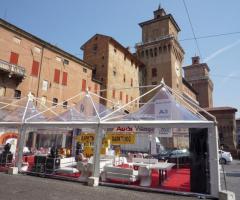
[0,82,220,198]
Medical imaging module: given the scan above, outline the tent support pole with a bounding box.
[88,124,102,186]
[16,125,27,171]
[208,124,220,198]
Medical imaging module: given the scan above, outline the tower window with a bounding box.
[113,70,116,76]
[93,68,96,77]
[83,68,87,73]
[150,49,153,57]
[145,50,149,58]
[141,51,144,57]
[154,48,157,56]
[163,45,167,52]
[93,44,98,51]
[152,68,157,77]
[123,74,126,82]
[159,46,162,53]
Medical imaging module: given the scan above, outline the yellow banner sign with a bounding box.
[76,133,95,143]
[107,133,135,144]
[76,132,136,145]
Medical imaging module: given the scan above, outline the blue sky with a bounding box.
[1,0,240,117]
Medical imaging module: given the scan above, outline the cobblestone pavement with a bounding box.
[0,161,239,200]
[220,159,240,200]
[0,173,200,200]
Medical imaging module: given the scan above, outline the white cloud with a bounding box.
[222,72,238,84]
[203,39,240,62]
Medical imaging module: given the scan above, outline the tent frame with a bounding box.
[0,83,220,198]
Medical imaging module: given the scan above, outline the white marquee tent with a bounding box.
[0,82,220,198]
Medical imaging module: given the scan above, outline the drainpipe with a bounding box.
[36,45,45,105]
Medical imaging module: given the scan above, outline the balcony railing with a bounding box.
[0,59,26,78]
[135,34,175,47]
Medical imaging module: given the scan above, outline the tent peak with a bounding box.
[27,92,34,102]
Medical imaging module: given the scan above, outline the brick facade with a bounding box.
[184,56,213,108]
[81,34,142,112]
[136,7,197,103]
[0,19,100,112]
[204,107,238,156]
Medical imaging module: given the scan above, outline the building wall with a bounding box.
[184,58,213,108]
[206,109,237,156]
[182,83,197,101]
[236,119,240,148]
[136,9,187,103]
[0,23,100,112]
[142,19,170,43]
[82,35,140,112]
[107,43,140,110]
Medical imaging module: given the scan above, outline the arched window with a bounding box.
[145,50,149,57]
[150,49,153,57]
[154,48,157,56]
[159,46,162,53]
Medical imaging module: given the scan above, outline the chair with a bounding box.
[77,162,88,182]
[78,162,93,182]
[138,166,151,187]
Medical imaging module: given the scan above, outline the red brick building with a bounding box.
[0,19,101,110]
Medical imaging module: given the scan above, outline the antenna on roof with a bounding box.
[3,9,8,20]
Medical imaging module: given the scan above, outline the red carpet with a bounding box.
[23,162,190,192]
[106,164,190,192]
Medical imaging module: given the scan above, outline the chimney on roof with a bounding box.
[192,56,200,65]
[126,46,131,52]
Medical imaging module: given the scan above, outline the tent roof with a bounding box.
[0,96,46,123]
[123,87,206,121]
[27,91,126,123]
[103,84,209,123]
[0,83,215,128]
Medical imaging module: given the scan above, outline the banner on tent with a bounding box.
[76,133,95,143]
[154,99,173,137]
[76,132,135,145]
[106,133,136,144]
